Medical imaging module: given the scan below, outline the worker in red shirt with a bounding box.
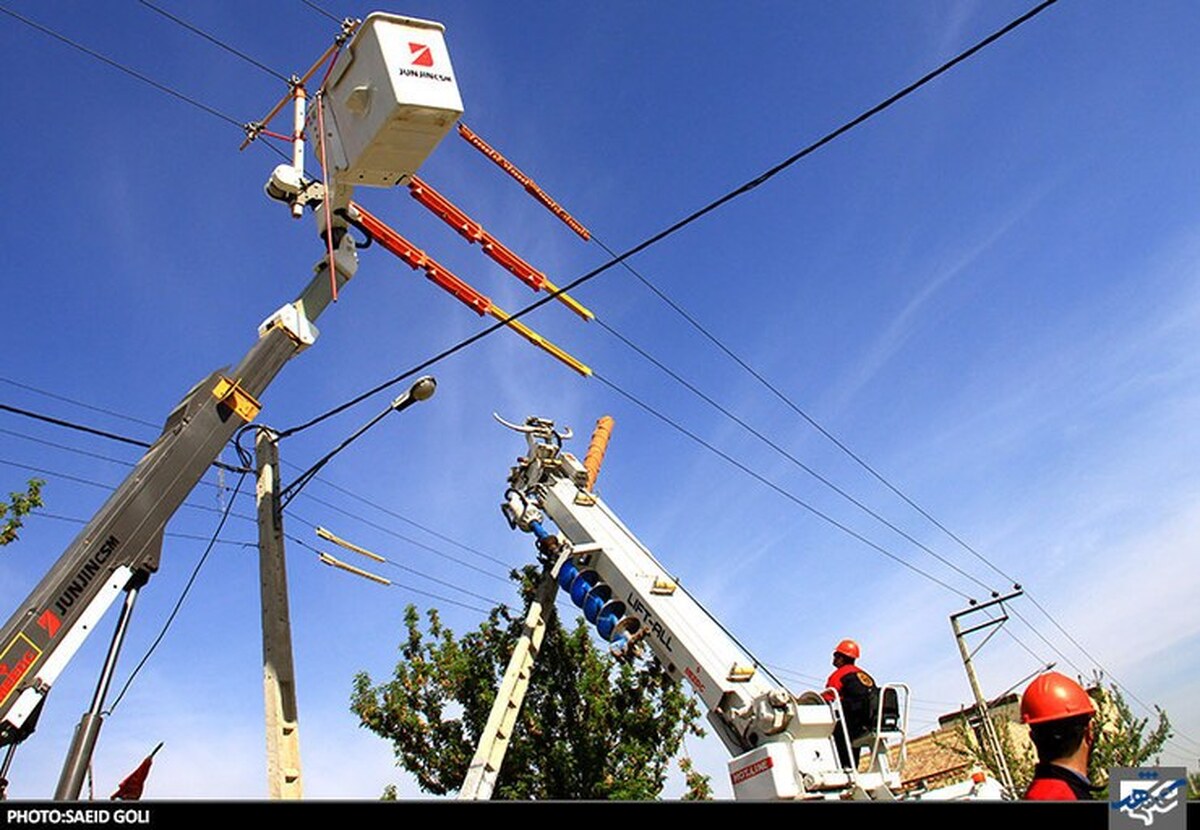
[1020,671,1100,800]
[822,639,876,769]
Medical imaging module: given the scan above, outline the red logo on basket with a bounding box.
[409,42,434,67]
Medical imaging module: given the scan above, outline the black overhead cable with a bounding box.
[279,0,1062,438]
[299,0,343,25]
[287,533,503,612]
[37,511,251,547]
[107,471,248,714]
[596,319,999,597]
[287,493,512,584]
[0,403,152,451]
[0,393,516,578]
[0,402,247,474]
[136,0,290,83]
[0,377,158,430]
[0,3,292,165]
[0,3,241,127]
[589,374,973,600]
[298,470,515,568]
[294,488,516,570]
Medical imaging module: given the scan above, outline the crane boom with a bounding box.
[495,416,1006,800]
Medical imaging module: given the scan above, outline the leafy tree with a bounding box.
[946,711,1037,794]
[1,479,43,547]
[1088,683,1172,798]
[351,566,706,799]
[678,755,713,801]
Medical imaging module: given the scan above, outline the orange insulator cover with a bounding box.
[584,416,614,491]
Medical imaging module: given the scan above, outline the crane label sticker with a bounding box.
[0,634,41,706]
[1108,767,1186,829]
[625,593,674,652]
[730,756,773,785]
[409,42,434,67]
[36,609,61,638]
[52,534,120,617]
[398,42,453,83]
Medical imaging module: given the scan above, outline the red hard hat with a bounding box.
[1020,672,1096,724]
[834,639,860,660]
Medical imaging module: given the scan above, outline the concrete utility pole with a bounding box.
[949,589,1024,796]
[256,428,302,799]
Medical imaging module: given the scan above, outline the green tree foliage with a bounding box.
[678,755,714,801]
[351,567,706,799]
[947,712,1037,794]
[1,479,43,547]
[1088,684,1172,798]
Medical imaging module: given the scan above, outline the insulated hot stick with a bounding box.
[346,202,591,377]
[406,176,594,321]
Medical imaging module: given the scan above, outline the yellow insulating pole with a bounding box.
[583,416,614,491]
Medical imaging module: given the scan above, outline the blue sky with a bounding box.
[1,0,1198,800]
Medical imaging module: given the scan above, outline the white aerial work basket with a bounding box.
[309,12,464,188]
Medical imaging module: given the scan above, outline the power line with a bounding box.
[0,3,242,128]
[590,374,973,599]
[136,0,290,83]
[300,472,514,568]
[107,471,248,714]
[287,534,503,613]
[0,402,247,474]
[36,511,252,547]
[298,0,342,25]
[0,392,517,578]
[284,495,511,584]
[278,0,1062,437]
[0,3,292,166]
[0,427,515,601]
[596,318,999,597]
[0,377,159,430]
[292,488,516,571]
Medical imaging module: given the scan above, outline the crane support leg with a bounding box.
[458,570,557,800]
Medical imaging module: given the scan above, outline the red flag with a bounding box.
[111,742,162,801]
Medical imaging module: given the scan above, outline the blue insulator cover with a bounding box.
[557,560,579,592]
[570,572,596,607]
[583,585,611,623]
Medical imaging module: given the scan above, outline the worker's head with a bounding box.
[832,639,860,666]
[1021,672,1097,763]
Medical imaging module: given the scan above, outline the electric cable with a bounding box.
[297,473,515,568]
[0,3,242,128]
[287,534,503,612]
[1,403,247,475]
[136,0,290,83]
[0,377,158,430]
[596,319,999,596]
[591,374,974,599]
[1,396,515,575]
[299,0,342,25]
[107,470,248,714]
[33,511,251,546]
[0,3,293,166]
